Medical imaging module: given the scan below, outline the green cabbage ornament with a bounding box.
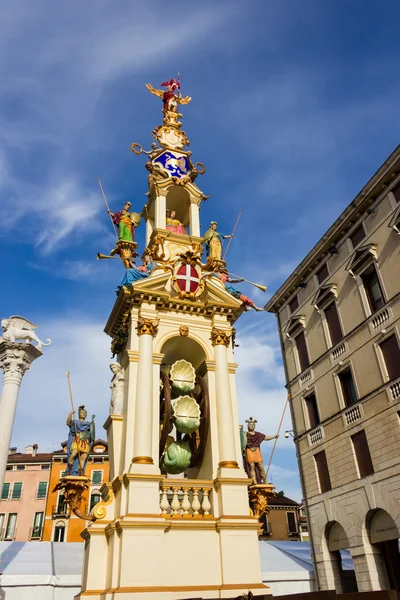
[161,440,192,475]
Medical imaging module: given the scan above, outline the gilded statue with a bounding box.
[240,417,278,485]
[146,77,191,113]
[203,221,232,261]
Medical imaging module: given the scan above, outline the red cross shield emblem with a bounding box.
[176,264,199,294]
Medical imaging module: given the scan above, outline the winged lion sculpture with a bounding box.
[1,316,51,351]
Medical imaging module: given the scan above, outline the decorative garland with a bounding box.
[111,310,131,357]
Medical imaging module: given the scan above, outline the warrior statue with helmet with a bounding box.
[66,405,95,476]
[240,417,278,485]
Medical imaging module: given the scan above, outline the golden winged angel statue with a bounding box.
[146,76,191,113]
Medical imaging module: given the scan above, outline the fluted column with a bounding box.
[132,317,159,465]
[211,328,239,469]
[0,341,42,489]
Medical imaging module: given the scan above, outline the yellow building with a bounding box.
[266,146,400,592]
[43,440,108,542]
[260,494,302,542]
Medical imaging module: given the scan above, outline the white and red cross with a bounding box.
[176,264,199,294]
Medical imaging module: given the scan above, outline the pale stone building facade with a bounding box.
[266,146,400,593]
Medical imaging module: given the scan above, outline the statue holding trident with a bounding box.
[240,417,278,485]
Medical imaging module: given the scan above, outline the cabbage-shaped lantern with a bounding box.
[170,359,196,394]
[161,440,192,474]
[173,395,201,434]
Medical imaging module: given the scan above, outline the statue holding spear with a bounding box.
[65,371,95,477]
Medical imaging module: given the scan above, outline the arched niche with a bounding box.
[367,508,400,591]
[160,335,208,372]
[368,509,399,544]
[327,521,351,552]
[166,185,190,229]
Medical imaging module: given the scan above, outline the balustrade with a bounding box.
[390,378,400,400]
[160,480,213,517]
[300,369,312,386]
[331,342,346,361]
[344,404,362,425]
[371,307,390,331]
[308,427,323,445]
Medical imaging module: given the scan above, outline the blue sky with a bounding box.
[1,1,400,500]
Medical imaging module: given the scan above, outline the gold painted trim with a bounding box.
[124,513,164,519]
[79,582,269,595]
[216,521,261,530]
[126,350,140,362]
[116,521,169,530]
[103,414,123,429]
[161,477,213,487]
[93,487,114,520]
[123,473,163,482]
[214,476,252,489]
[131,456,154,464]
[218,460,239,468]
[152,352,164,365]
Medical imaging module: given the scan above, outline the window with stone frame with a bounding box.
[37,481,48,499]
[351,430,374,478]
[304,392,320,429]
[379,334,400,381]
[11,482,22,500]
[350,224,366,248]
[316,263,329,285]
[392,182,400,203]
[360,264,385,313]
[314,450,332,493]
[287,511,298,534]
[338,368,358,407]
[91,470,103,485]
[294,330,310,372]
[324,302,343,347]
[289,294,299,314]
[1,483,10,500]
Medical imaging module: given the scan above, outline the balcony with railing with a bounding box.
[369,306,391,333]
[308,426,324,446]
[52,504,71,518]
[160,480,213,517]
[299,369,313,387]
[331,341,347,362]
[29,526,43,540]
[389,377,400,400]
[342,403,363,426]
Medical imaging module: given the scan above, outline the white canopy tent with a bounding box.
[0,540,354,598]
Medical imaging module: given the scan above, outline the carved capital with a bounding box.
[210,327,231,347]
[0,341,41,383]
[136,317,159,337]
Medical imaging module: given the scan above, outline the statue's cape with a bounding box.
[246,431,265,447]
[67,419,92,454]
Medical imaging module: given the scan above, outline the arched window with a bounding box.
[53,521,65,542]
[90,490,101,512]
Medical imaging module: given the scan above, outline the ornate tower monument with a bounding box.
[79,80,269,599]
